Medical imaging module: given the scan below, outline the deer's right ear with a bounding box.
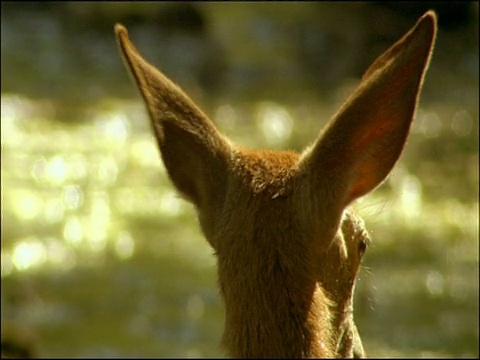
[300,11,436,212]
[115,24,233,210]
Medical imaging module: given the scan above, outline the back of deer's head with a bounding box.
[115,11,436,358]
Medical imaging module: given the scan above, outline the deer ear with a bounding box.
[115,24,232,210]
[301,11,437,208]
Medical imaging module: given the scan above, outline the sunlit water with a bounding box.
[2,92,478,357]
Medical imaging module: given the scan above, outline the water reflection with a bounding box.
[418,111,442,138]
[425,270,445,296]
[114,231,135,260]
[1,85,478,356]
[451,109,473,137]
[63,216,83,245]
[2,97,133,276]
[62,185,83,210]
[44,197,65,224]
[11,190,43,221]
[6,236,77,275]
[45,155,68,184]
[255,101,293,147]
[95,113,129,146]
[12,238,47,271]
[130,137,162,168]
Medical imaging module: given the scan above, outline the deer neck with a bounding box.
[211,151,336,357]
[216,245,335,358]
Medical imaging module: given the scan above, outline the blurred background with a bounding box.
[1,2,478,357]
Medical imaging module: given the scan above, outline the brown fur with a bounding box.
[114,11,437,358]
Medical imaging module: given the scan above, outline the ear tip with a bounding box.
[423,10,437,22]
[419,10,438,34]
[114,23,128,40]
[407,10,437,53]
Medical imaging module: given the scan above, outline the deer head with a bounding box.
[114,10,436,358]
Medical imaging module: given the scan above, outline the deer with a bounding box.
[114,10,437,358]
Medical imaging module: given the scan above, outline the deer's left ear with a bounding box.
[300,11,436,209]
[115,24,234,211]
